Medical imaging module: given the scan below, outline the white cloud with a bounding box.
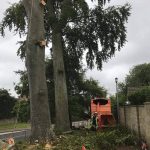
[0,32,24,97]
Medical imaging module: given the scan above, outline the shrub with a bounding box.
[13,100,30,122]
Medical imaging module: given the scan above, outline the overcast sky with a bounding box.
[0,0,150,97]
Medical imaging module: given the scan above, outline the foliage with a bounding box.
[0,1,131,70]
[53,128,139,150]
[118,63,150,105]
[0,89,16,119]
[118,82,128,104]
[0,1,26,37]
[81,78,107,97]
[69,95,85,121]
[126,63,150,87]
[109,95,117,119]
[128,87,150,105]
[14,141,29,150]
[14,70,29,97]
[118,63,150,95]
[13,128,139,150]
[13,100,30,122]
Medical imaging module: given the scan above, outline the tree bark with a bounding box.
[23,0,52,142]
[52,30,70,132]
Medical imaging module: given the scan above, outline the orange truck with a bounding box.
[91,97,116,128]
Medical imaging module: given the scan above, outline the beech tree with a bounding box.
[1,0,53,142]
[1,0,131,135]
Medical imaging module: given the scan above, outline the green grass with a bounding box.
[0,123,30,132]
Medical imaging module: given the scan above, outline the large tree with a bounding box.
[126,63,150,87]
[118,63,150,93]
[0,89,16,119]
[6,0,52,142]
[1,0,131,134]
[118,63,150,105]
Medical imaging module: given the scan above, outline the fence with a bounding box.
[119,102,150,146]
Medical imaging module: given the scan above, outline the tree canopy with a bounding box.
[126,63,150,87]
[0,89,16,119]
[118,63,150,105]
[0,0,131,69]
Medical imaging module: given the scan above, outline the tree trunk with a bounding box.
[52,30,70,132]
[23,0,52,142]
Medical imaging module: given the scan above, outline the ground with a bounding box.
[14,127,140,150]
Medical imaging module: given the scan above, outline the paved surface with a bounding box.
[0,129,31,141]
[0,121,88,141]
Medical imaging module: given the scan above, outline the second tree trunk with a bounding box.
[52,30,70,132]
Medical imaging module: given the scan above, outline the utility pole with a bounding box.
[115,77,119,125]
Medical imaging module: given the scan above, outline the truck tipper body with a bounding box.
[91,98,116,128]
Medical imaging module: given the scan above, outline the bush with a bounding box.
[13,100,30,122]
[128,87,150,105]
[69,95,85,121]
[0,89,16,119]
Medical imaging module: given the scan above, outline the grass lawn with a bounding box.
[14,128,140,150]
[0,123,30,132]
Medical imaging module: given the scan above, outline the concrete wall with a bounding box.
[120,102,150,146]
